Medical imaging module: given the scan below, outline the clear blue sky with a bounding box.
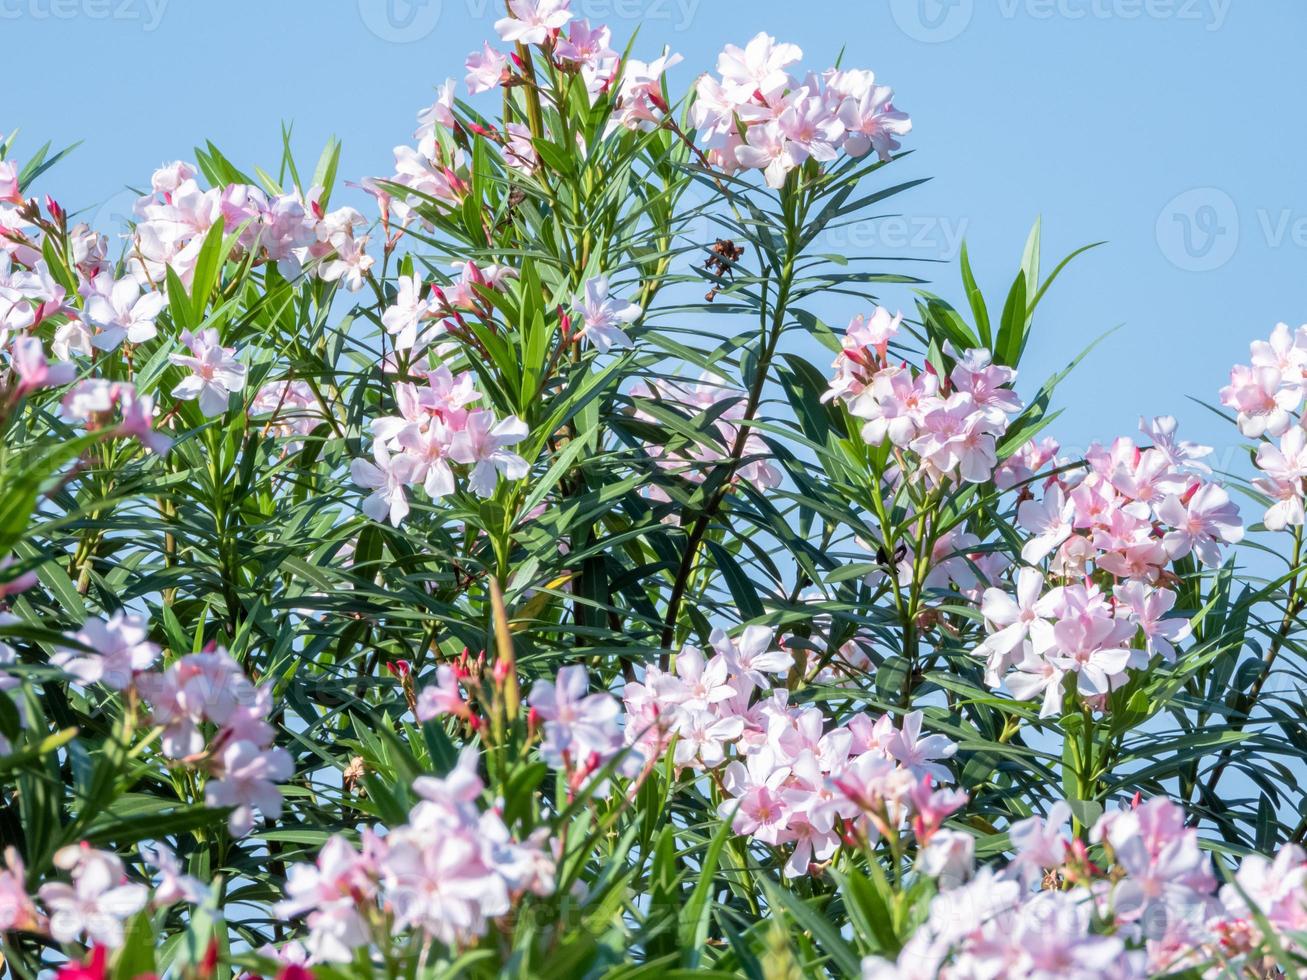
[6,0,1303,463]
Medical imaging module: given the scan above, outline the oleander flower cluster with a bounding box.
[970,418,1242,716]
[130,159,374,291]
[1,3,1303,978]
[865,796,1307,980]
[1224,322,1307,530]
[54,614,289,836]
[691,32,911,185]
[353,364,529,525]
[621,629,963,878]
[275,747,553,963]
[824,307,1023,485]
[0,841,205,950]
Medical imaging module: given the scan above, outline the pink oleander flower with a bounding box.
[848,364,933,448]
[715,32,802,102]
[374,145,467,227]
[151,160,198,197]
[710,625,792,689]
[995,436,1061,490]
[465,42,509,94]
[608,49,683,133]
[735,120,794,189]
[499,123,536,177]
[0,286,35,345]
[1032,592,1133,698]
[974,567,1054,685]
[773,90,845,170]
[134,647,277,772]
[351,443,416,527]
[1116,581,1191,663]
[415,80,458,151]
[919,828,974,885]
[59,379,170,453]
[117,385,172,454]
[0,847,41,933]
[447,259,517,308]
[256,193,317,279]
[0,160,21,204]
[665,645,737,711]
[415,664,470,721]
[420,364,483,416]
[396,413,458,499]
[8,336,76,395]
[1008,800,1071,880]
[448,409,529,497]
[275,835,376,963]
[39,845,148,949]
[1219,844,1307,937]
[719,747,794,844]
[670,709,744,769]
[169,327,247,416]
[315,209,374,292]
[381,272,431,352]
[1017,483,1074,563]
[908,777,968,844]
[495,0,571,45]
[949,349,1022,420]
[527,665,623,770]
[205,739,294,836]
[1220,363,1298,438]
[1253,424,1307,530]
[139,841,207,908]
[250,379,320,446]
[1142,414,1212,472]
[884,710,956,783]
[838,81,911,162]
[575,274,640,353]
[691,74,748,148]
[823,307,903,405]
[1156,483,1244,566]
[555,20,618,99]
[53,612,159,691]
[1006,643,1068,717]
[1094,796,1216,926]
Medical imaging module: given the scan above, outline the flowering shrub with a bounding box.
[0,3,1304,977]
